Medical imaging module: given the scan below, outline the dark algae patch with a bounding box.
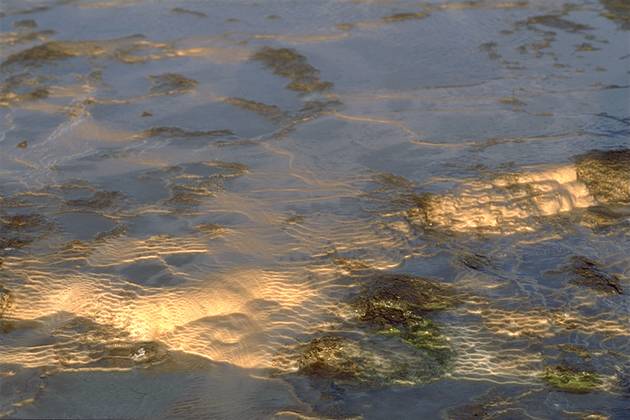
[570,256,623,294]
[223,97,285,121]
[141,126,235,139]
[353,274,456,362]
[1,41,88,67]
[354,274,457,315]
[524,15,593,32]
[543,365,602,393]
[13,19,38,29]
[601,0,630,29]
[297,274,458,387]
[252,47,333,93]
[382,12,428,23]
[576,149,630,203]
[149,73,198,95]
[171,7,207,18]
[65,191,123,210]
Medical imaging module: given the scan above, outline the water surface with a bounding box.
[1,0,629,418]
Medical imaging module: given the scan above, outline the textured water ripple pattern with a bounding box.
[0,0,629,418]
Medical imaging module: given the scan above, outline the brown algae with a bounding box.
[251,47,333,93]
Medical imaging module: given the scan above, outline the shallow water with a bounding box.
[0,0,629,418]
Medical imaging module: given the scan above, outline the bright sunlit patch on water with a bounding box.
[1,0,629,418]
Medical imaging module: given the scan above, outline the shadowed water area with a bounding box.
[0,0,629,418]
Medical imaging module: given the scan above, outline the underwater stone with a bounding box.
[354,274,457,317]
[576,149,630,203]
[352,274,456,363]
[298,335,361,380]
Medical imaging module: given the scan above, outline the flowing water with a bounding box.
[0,0,629,418]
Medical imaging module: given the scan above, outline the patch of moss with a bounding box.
[382,12,428,23]
[575,149,630,203]
[252,47,333,93]
[148,73,197,95]
[543,365,602,393]
[353,274,456,363]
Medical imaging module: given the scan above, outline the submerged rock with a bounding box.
[353,274,456,363]
[576,149,630,204]
[252,47,332,93]
[570,256,624,295]
[298,335,361,380]
[297,274,457,386]
[298,331,452,386]
[354,274,457,317]
[543,365,602,393]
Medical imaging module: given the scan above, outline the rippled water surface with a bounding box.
[1,0,629,418]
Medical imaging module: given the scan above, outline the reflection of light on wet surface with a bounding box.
[1,0,629,417]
